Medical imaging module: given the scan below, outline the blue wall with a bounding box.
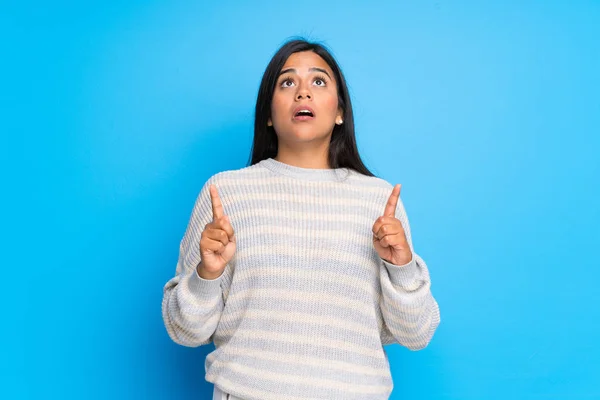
[3,1,599,399]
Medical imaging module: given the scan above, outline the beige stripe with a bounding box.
[237,224,369,241]
[230,329,382,359]
[216,176,389,195]
[230,207,376,226]
[380,301,434,336]
[208,359,392,395]
[226,285,376,313]
[380,289,428,316]
[224,192,383,210]
[217,309,381,342]
[234,247,378,278]
[180,290,221,311]
[235,266,377,295]
[207,345,390,377]
[234,225,371,259]
[175,309,221,336]
[209,375,323,400]
[391,278,425,292]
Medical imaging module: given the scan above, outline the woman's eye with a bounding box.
[314,79,325,86]
[281,79,294,87]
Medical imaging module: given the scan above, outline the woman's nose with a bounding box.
[296,88,311,100]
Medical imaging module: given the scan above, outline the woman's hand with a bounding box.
[372,184,413,266]
[198,184,236,279]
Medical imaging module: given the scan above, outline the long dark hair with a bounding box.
[248,38,375,177]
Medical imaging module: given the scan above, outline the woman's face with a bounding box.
[268,51,343,144]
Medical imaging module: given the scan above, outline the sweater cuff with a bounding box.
[184,266,224,301]
[381,255,419,287]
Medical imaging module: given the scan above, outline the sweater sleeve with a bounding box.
[378,193,441,351]
[161,178,228,347]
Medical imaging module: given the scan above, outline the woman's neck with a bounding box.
[274,143,332,169]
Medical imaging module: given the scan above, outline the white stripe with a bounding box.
[208,359,392,395]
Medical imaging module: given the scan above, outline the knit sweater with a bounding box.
[161,157,441,400]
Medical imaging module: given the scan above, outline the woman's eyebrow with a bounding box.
[278,67,332,79]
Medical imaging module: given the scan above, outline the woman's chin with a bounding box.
[287,132,328,143]
[280,126,328,140]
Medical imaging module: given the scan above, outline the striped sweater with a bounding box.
[161,157,441,400]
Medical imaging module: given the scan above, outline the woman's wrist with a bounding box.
[196,262,223,280]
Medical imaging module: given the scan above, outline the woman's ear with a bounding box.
[267,118,273,127]
[335,109,344,125]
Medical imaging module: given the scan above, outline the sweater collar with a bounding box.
[259,157,351,182]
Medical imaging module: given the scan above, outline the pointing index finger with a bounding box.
[383,184,401,217]
[209,184,224,220]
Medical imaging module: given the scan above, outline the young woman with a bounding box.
[162,39,441,400]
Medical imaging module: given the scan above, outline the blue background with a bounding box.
[2,1,599,399]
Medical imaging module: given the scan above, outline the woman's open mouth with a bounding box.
[293,106,315,121]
